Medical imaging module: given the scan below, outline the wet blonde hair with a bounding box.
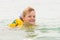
[22,7,35,17]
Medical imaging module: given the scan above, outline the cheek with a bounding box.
[23,17,30,22]
[25,18,30,21]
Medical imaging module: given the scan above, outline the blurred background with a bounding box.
[0,0,60,27]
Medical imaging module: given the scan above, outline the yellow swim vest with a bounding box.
[9,18,23,28]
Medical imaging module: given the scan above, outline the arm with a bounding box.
[9,19,17,28]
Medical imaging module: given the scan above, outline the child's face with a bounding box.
[23,11,35,25]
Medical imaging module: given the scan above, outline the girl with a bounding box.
[9,7,35,29]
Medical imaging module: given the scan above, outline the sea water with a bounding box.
[0,19,60,40]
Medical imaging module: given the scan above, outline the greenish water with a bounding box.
[0,26,60,40]
[35,37,60,40]
[0,19,60,40]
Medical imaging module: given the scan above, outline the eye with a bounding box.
[33,16,35,18]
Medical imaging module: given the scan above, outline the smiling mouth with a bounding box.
[29,20,35,22]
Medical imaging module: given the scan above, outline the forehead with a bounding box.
[26,11,35,15]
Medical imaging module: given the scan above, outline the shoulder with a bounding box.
[16,18,22,22]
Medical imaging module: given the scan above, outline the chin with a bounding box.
[29,23,35,25]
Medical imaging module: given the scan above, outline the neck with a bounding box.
[23,22,35,27]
